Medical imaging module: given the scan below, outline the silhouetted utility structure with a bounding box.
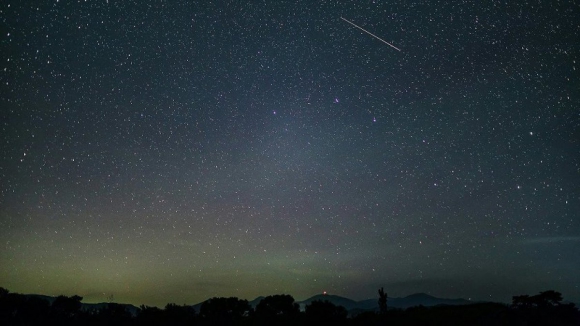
[378,287,388,314]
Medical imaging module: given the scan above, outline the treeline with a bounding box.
[1,287,578,326]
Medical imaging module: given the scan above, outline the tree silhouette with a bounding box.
[378,287,388,314]
[136,305,165,326]
[97,302,133,326]
[0,287,8,298]
[535,290,563,307]
[305,300,348,325]
[255,294,300,326]
[510,290,579,325]
[1,286,577,326]
[51,294,84,322]
[107,293,115,303]
[164,303,197,326]
[21,296,51,323]
[199,297,250,326]
[0,288,17,324]
[0,290,52,325]
[512,294,532,308]
[512,290,564,308]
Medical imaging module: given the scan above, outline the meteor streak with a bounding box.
[341,17,401,51]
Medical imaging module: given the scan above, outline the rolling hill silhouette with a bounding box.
[23,291,473,315]
[191,292,473,313]
[6,288,576,325]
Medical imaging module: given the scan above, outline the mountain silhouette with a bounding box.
[192,292,473,314]
[390,293,472,309]
[4,288,577,325]
[22,291,472,315]
[295,292,473,313]
[249,296,266,308]
[357,293,475,310]
[297,294,358,311]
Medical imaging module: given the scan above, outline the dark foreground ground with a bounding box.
[1,287,578,326]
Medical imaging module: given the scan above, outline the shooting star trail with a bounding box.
[340,17,401,51]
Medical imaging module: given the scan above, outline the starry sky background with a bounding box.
[1,1,579,307]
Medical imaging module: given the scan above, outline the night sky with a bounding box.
[1,1,579,307]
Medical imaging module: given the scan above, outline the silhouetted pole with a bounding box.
[378,287,388,314]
